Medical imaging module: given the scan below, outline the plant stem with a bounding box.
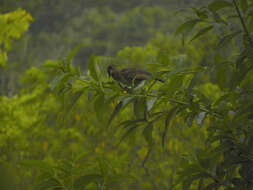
[232,0,253,47]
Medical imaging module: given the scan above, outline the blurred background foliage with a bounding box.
[0,0,253,189]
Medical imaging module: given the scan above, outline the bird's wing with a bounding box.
[121,68,151,80]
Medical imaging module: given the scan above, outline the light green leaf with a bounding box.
[147,97,157,111]
[66,44,83,65]
[88,54,99,81]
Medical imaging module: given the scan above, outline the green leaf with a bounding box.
[107,97,134,127]
[192,8,208,20]
[190,26,213,42]
[118,119,146,129]
[143,122,153,147]
[20,160,53,174]
[196,112,206,126]
[239,0,249,13]
[50,73,65,90]
[176,19,201,35]
[64,90,84,113]
[162,106,177,147]
[74,174,103,190]
[133,97,147,119]
[208,0,232,11]
[88,54,99,81]
[94,93,105,120]
[216,31,242,50]
[147,97,157,111]
[66,44,83,65]
[209,9,228,25]
[119,125,139,144]
[97,157,109,176]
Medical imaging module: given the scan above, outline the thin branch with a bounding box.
[232,0,253,47]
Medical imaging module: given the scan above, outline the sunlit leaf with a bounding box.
[147,97,157,111]
[88,54,99,81]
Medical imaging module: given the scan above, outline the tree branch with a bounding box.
[232,0,253,47]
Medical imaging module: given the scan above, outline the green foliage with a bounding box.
[0,9,32,67]
[1,0,253,189]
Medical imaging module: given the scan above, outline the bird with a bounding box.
[107,64,164,87]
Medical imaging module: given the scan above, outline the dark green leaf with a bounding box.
[208,0,232,11]
[119,125,139,144]
[108,101,123,128]
[143,122,153,147]
[133,97,147,119]
[20,160,53,174]
[190,26,213,42]
[192,8,208,20]
[107,97,134,127]
[162,106,177,147]
[97,157,109,176]
[216,31,242,50]
[239,0,249,13]
[64,90,84,114]
[118,119,146,128]
[176,19,201,35]
[209,9,228,25]
[94,93,105,120]
[74,174,103,190]
[203,182,218,190]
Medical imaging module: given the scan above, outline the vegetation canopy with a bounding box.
[0,0,253,189]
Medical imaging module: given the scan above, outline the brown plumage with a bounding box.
[107,65,164,87]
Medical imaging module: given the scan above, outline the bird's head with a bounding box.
[107,64,118,77]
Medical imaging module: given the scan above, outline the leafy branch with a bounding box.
[232,0,253,47]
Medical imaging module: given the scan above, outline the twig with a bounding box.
[232,0,253,47]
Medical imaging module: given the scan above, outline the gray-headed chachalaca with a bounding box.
[107,64,164,87]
